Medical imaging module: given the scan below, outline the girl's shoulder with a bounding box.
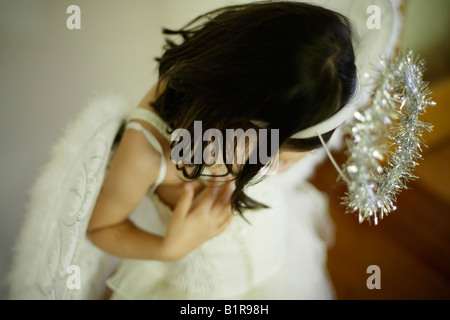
[111,120,163,187]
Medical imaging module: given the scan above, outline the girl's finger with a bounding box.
[191,179,220,210]
[173,183,194,218]
[219,203,233,220]
[213,181,233,210]
[215,210,234,235]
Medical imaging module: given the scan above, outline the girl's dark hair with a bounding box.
[151,1,357,215]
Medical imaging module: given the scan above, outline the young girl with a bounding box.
[87,1,357,299]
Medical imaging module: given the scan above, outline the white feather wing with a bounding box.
[8,94,132,299]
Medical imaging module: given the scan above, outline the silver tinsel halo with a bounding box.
[340,50,435,225]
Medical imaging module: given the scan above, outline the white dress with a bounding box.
[106,108,336,300]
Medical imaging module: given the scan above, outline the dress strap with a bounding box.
[125,111,169,194]
[127,108,172,141]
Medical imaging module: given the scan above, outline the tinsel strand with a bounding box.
[341,50,435,225]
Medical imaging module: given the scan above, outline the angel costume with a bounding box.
[106,108,336,300]
[7,0,403,300]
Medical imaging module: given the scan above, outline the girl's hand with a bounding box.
[162,180,234,260]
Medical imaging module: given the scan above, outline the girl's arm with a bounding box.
[87,128,233,261]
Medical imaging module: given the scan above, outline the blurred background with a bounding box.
[0,0,449,300]
[312,0,450,299]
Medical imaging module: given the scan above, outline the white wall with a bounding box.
[1,0,448,300]
[401,0,450,80]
